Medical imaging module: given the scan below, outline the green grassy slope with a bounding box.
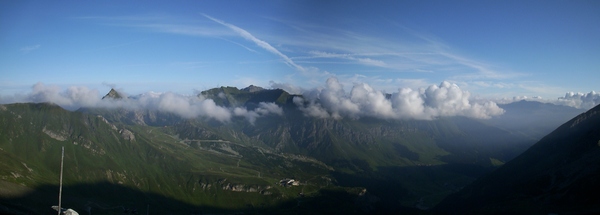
[1,97,540,213]
[0,103,348,214]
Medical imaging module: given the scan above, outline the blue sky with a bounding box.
[1,0,599,101]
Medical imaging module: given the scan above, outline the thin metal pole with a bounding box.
[58,146,64,215]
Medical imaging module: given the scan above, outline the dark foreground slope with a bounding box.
[435,104,600,214]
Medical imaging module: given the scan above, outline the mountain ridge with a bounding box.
[0,86,588,214]
[0,102,349,214]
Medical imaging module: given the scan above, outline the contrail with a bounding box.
[202,14,305,72]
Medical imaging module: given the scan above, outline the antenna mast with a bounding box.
[58,146,64,215]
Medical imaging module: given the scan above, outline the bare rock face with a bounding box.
[97,115,118,130]
[119,129,135,141]
[42,126,68,141]
[221,183,271,194]
[102,88,123,100]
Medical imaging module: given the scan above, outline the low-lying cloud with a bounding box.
[29,83,102,109]
[2,80,510,122]
[234,102,283,125]
[557,91,600,109]
[493,91,600,110]
[2,82,282,123]
[294,78,505,120]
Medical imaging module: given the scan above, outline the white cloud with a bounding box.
[233,102,283,125]
[295,78,505,120]
[255,102,284,116]
[493,95,547,105]
[1,80,514,123]
[491,90,599,110]
[1,83,279,123]
[151,92,232,122]
[556,91,600,109]
[293,96,331,119]
[269,81,305,95]
[29,83,101,109]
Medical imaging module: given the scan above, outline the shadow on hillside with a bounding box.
[0,163,493,215]
[0,181,234,215]
[0,180,421,215]
[331,163,495,213]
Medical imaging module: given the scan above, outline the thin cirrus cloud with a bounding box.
[266,18,523,81]
[81,14,299,69]
[89,14,523,85]
[201,14,306,72]
[77,15,235,37]
[306,51,387,67]
[20,45,40,54]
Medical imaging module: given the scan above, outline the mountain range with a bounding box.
[0,86,590,214]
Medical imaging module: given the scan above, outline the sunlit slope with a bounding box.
[0,103,337,214]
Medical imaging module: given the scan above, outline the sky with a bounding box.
[1,1,600,115]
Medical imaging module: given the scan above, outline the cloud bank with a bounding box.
[234,102,283,125]
[294,78,505,120]
[492,91,599,110]
[2,82,282,123]
[14,80,597,122]
[557,91,600,109]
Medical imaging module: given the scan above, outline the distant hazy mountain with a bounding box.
[487,100,583,140]
[435,104,600,214]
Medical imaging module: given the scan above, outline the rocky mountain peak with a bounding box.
[241,85,265,93]
[102,88,123,100]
